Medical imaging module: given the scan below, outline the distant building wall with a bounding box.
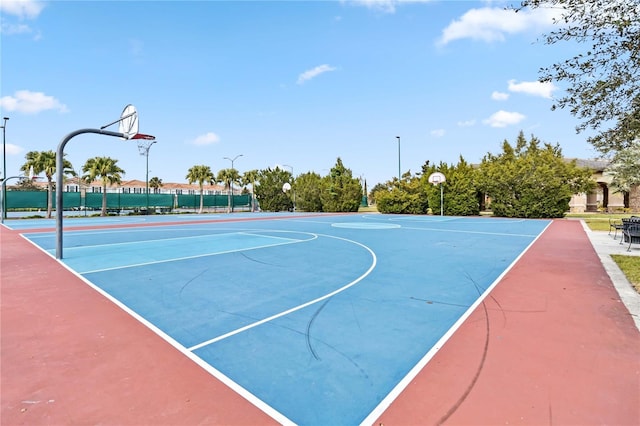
[568,159,631,213]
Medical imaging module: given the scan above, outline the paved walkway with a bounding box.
[581,221,640,331]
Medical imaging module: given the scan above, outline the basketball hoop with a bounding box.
[428,172,446,186]
[117,104,139,139]
[428,172,446,216]
[99,104,155,140]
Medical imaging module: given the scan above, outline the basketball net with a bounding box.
[138,139,155,156]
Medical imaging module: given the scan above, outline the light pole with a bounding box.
[1,175,25,224]
[283,164,295,212]
[395,136,401,183]
[138,140,157,214]
[1,117,9,220]
[223,154,243,213]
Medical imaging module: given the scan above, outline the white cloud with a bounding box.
[5,143,23,156]
[1,23,31,35]
[491,91,509,101]
[437,6,561,46]
[430,129,445,137]
[192,132,220,146]
[0,0,44,37]
[483,110,525,128]
[507,79,557,99]
[0,90,68,114]
[0,0,45,19]
[457,119,476,127]
[297,64,337,85]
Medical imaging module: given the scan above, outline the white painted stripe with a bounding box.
[79,235,316,274]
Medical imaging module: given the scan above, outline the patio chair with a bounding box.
[609,218,624,239]
[622,223,640,252]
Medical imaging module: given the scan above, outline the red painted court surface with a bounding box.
[2,217,639,425]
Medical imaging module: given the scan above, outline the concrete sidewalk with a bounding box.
[581,220,640,331]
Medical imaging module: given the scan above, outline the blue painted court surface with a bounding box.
[17,213,550,425]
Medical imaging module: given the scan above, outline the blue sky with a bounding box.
[1,0,598,188]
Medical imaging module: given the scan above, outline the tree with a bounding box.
[606,141,640,194]
[517,0,640,210]
[254,167,293,212]
[217,168,241,213]
[12,177,43,191]
[423,158,480,216]
[294,172,323,212]
[369,182,390,205]
[320,158,362,212]
[518,0,639,152]
[20,150,75,219]
[374,166,429,215]
[242,169,260,212]
[186,165,215,214]
[375,186,423,214]
[477,131,595,218]
[149,176,163,193]
[82,156,124,217]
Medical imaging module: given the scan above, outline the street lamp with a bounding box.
[223,154,243,213]
[395,136,401,182]
[1,117,9,220]
[283,164,295,212]
[138,140,157,214]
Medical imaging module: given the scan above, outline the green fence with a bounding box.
[176,194,251,210]
[4,191,251,212]
[84,193,174,210]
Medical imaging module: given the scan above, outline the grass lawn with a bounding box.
[611,255,640,293]
[565,212,633,232]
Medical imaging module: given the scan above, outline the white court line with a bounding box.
[63,230,303,252]
[400,225,538,238]
[187,233,377,352]
[79,233,317,274]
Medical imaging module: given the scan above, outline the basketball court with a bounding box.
[2,213,638,425]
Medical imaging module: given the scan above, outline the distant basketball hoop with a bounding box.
[428,172,446,186]
[428,172,446,216]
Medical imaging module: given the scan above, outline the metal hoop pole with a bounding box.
[56,128,125,259]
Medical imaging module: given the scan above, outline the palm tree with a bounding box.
[82,156,125,216]
[20,150,75,219]
[186,165,215,214]
[149,176,163,193]
[242,169,259,212]
[217,168,241,213]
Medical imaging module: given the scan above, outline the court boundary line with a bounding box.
[359,219,553,425]
[400,225,539,238]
